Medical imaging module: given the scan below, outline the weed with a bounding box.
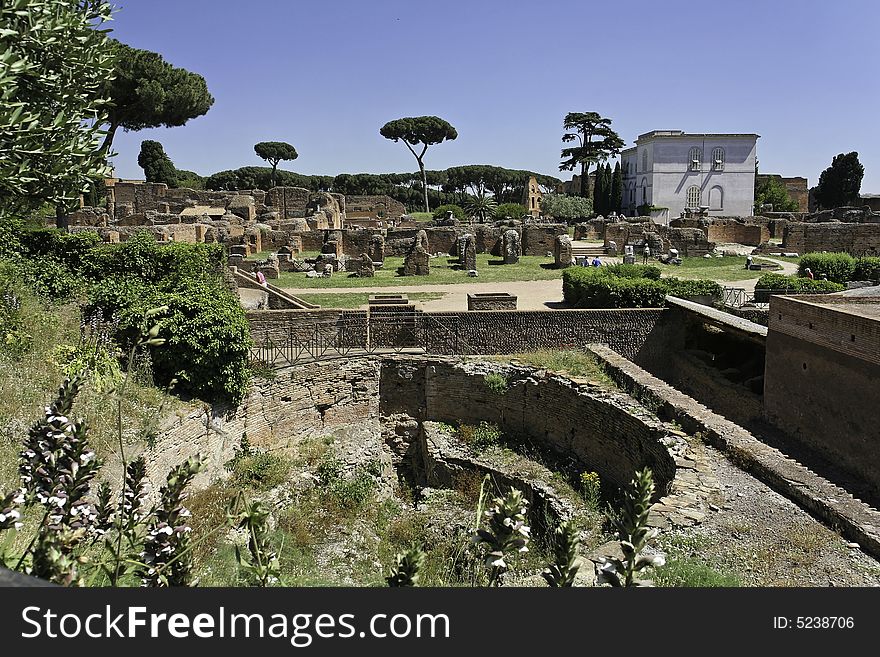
[484,372,509,395]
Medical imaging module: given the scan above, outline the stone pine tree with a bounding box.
[137,140,179,187]
[380,116,458,212]
[100,40,214,154]
[814,152,865,209]
[254,141,298,188]
[611,161,623,214]
[0,0,116,230]
[560,112,625,199]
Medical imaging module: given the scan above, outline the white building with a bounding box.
[620,130,759,218]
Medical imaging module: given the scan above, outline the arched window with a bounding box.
[688,147,702,172]
[686,185,702,208]
[712,147,725,171]
[709,185,723,209]
[641,150,648,172]
[641,178,648,204]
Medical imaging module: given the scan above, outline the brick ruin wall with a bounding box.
[706,220,769,246]
[782,222,880,256]
[345,195,406,219]
[763,296,880,495]
[379,357,676,491]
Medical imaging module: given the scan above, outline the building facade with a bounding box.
[620,130,759,218]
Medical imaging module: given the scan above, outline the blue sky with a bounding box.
[108,0,880,191]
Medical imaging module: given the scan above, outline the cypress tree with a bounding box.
[610,161,623,213]
[593,164,606,215]
[137,140,179,187]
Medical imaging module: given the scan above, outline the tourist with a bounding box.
[592,256,602,267]
[804,267,814,280]
[643,244,651,264]
[255,269,268,286]
[745,255,753,269]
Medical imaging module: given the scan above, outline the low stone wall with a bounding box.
[783,222,880,256]
[707,220,768,246]
[466,293,517,311]
[589,343,880,560]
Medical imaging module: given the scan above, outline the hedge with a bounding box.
[563,267,667,308]
[853,257,880,281]
[797,253,854,283]
[663,278,723,299]
[602,263,661,280]
[432,204,465,220]
[753,274,844,302]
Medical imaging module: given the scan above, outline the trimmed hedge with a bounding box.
[563,267,666,308]
[432,204,465,220]
[853,257,880,281]
[797,252,854,283]
[602,263,661,280]
[663,278,723,299]
[753,274,844,302]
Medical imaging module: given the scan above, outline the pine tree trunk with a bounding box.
[419,160,429,213]
[100,122,119,155]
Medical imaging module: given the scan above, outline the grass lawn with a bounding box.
[295,291,447,309]
[276,253,561,289]
[659,256,783,282]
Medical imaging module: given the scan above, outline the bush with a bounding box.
[459,421,502,450]
[540,193,593,221]
[753,274,844,302]
[663,278,723,300]
[494,202,527,220]
[853,257,880,281]
[603,263,661,280]
[232,452,289,490]
[432,204,465,220]
[797,252,855,283]
[19,229,100,271]
[562,268,667,308]
[484,372,508,395]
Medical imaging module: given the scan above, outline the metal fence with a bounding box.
[249,311,476,367]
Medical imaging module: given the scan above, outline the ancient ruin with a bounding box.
[554,234,573,268]
[502,229,520,264]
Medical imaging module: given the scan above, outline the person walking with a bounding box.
[643,244,651,264]
[804,267,814,280]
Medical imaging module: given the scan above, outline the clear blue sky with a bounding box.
[108,0,880,191]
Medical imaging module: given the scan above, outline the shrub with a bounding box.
[603,263,661,280]
[853,257,880,281]
[562,268,666,308]
[232,452,289,490]
[797,252,855,283]
[19,228,100,271]
[432,204,465,220]
[663,278,723,300]
[484,372,508,395]
[753,274,844,302]
[579,471,601,511]
[540,193,593,221]
[459,421,502,450]
[494,202,527,220]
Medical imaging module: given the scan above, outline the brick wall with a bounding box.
[707,220,768,246]
[783,222,880,256]
[380,357,676,490]
[764,295,880,494]
[345,195,406,220]
[522,224,568,256]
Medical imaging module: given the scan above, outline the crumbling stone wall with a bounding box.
[345,195,406,220]
[605,222,714,256]
[707,220,768,246]
[782,222,880,256]
[522,224,567,256]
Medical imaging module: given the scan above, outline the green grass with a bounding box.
[277,253,560,289]
[496,349,615,387]
[661,256,783,282]
[654,557,742,587]
[295,291,446,309]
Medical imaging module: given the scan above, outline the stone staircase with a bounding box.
[571,241,606,259]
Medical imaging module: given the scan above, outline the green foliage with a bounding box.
[798,252,855,283]
[231,452,289,490]
[854,257,880,281]
[380,116,458,212]
[465,193,498,222]
[51,338,123,394]
[603,263,661,280]
[205,167,332,192]
[174,170,205,190]
[814,152,864,209]
[315,456,378,511]
[540,193,594,220]
[472,488,531,586]
[662,278,723,299]
[654,557,741,587]
[254,141,298,188]
[504,350,613,387]
[0,285,32,359]
[579,471,602,511]
[562,268,667,308]
[459,421,503,450]
[386,547,426,587]
[754,176,799,213]
[542,519,580,587]
[559,112,624,199]
[432,204,466,220]
[593,162,612,215]
[484,372,509,395]
[101,39,213,153]
[597,468,664,587]
[137,140,179,187]
[610,161,623,213]
[227,493,281,586]
[0,0,115,219]
[753,274,844,302]
[494,202,527,220]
